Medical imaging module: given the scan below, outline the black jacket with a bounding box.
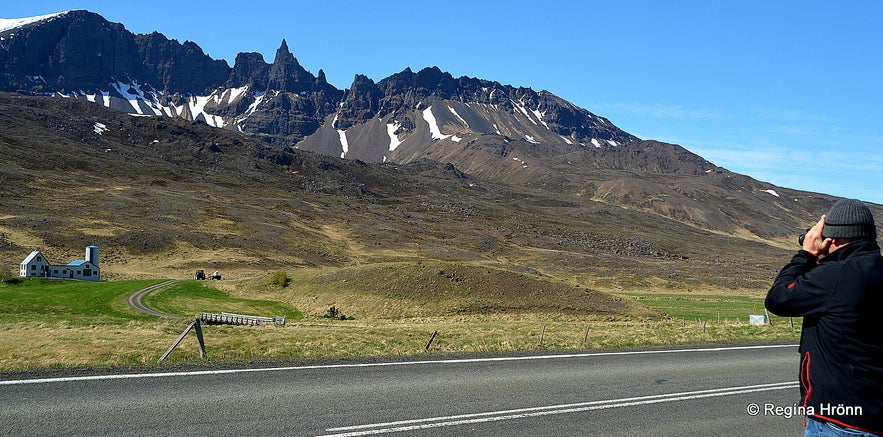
[766,239,883,433]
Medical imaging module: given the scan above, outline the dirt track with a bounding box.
[126,280,180,318]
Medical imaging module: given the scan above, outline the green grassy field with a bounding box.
[0,279,163,323]
[0,279,302,323]
[143,280,303,320]
[614,291,800,326]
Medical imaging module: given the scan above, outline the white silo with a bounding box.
[86,245,99,266]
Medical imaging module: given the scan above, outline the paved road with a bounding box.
[0,344,806,436]
[127,279,180,318]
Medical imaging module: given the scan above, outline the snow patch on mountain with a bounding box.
[0,11,67,34]
[51,77,257,130]
[509,100,549,130]
[447,105,468,127]
[338,129,349,158]
[422,107,450,140]
[93,122,108,135]
[111,80,164,116]
[183,94,225,127]
[531,108,549,129]
[512,100,536,125]
[235,91,265,132]
[387,123,403,151]
[224,86,249,105]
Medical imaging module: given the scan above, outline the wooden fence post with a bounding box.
[159,319,198,363]
[425,330,438,352]
[194,319,206,358]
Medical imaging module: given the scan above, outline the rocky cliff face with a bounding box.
[134,31,229,94]
[226,52,269,90]
[0,10,226,94]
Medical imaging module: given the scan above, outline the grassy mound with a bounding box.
[233,261,660,320]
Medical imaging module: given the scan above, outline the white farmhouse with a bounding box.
[19,246,100,282]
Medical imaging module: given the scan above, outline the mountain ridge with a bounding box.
[0,10,632,154]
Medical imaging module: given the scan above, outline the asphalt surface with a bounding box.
[0,344,806,436]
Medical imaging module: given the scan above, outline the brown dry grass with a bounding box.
[0,314,799,371]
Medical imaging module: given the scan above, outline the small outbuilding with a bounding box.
[19,246,100,282]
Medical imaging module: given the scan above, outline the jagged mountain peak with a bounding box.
[377,66,464,100]
[267,38,316,93]
[272,39,297,65]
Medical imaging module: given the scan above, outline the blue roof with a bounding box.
[66,260,86,266]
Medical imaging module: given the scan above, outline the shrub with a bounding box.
[271,270,290,287]
[0,267,19,284]
[322,306,354,320]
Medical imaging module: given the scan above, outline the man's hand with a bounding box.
[803,215,833,257]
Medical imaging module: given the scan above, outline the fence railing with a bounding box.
[199,312,286,326]
[159,312,286,362]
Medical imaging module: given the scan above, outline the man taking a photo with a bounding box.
[766,199,883,436]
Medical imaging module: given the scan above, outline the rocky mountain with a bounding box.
[0,10,632,156]
[0,10,866,245]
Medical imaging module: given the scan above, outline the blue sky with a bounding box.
[6,1,883,205]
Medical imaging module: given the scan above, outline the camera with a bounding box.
[798,228,810,246]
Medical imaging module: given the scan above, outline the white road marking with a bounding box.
[0,344,797,386]
[319,382,799,436]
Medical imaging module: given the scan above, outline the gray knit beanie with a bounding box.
[824,199,877,239]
